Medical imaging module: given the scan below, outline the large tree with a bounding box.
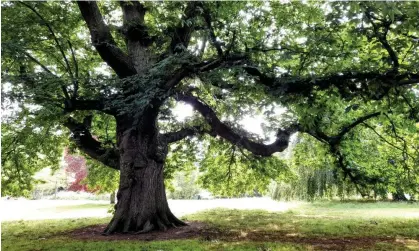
[2,1,418,234]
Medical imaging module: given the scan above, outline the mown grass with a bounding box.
[2,201,419,251]
[52,203,110,212]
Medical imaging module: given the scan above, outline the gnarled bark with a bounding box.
[104,118,185,235]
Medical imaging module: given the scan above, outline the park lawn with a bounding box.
[2,202,419,251]
[51,203,110,212]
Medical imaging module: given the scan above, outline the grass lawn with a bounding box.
[51,203,110,212]
[2,201,419,250]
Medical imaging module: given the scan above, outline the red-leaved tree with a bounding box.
[63,149,89,192]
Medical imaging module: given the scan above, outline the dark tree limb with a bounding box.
[77,1,136,78]
[364,8,399,69]
[362,122,415,160]
[162,125,214,143]
[302,112,384,197]
[22,51,56,77]
[246,45,307,54]
[67,40,79,99]
[243,66,418,98]
[63,117,119,170]
[120,1,147,30]
[335,150,368,197]
[63,98,114,115]
[162,53,248,91]
[176,93,297,156]
[196,54,248,73]
[202,4,223,57]
[303,112,381,146]
[332,112,381,144]
[169,1,200,53]
[119,1,156,74]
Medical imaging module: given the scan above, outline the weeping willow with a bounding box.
[270,167,358,201]
[270,135,359,201]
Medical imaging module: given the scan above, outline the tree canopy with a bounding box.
[2,1,418,200]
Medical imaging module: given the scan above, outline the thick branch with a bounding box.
[196,54,248,73]
[67,40,79,99]
[302,112,384,197]
[63,117,119,170]
[244,67,418,98]
[332,112,381,144]
[162,125,213,143]
[177,94,296,156]
[335,150,368,197]
[77,1,136,78]
[63,98,114,115]
[162,53,248,91]
[202,5,223,57]
[169,2,200,53]
[303,112,381,146]
[119,1,156,74]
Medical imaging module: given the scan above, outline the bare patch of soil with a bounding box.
[68,222,406,250]
[69,221,209,241]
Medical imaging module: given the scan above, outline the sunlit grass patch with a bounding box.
[184,203,419,238]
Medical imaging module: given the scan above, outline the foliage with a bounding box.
[167,171,201,200]
[272,127,418,201]
[198,137,290,197]
[1,113,66,197]
[83,158,119,194]
[63,149,89,192]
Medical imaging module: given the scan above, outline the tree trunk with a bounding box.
[392,189,408,201]
[110,191,115,204]
[104,118,185,235]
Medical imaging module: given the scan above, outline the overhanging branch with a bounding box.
[176,93,297,156]
[63,98,114,115]
[244,66,418,98]
[301,111,383,197]
[162,125,214,143]
[302,112,382,146]
[63,117,119,170]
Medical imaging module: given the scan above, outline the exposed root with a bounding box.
[104,213,187,235]
[169,212,188,227]
[135,220,154,234]
[156,216,168,231]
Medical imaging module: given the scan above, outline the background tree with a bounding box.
[64,149,90,192]
[2,1,418,234]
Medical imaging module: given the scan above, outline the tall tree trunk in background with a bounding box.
[104,115,185,235]
[110,191,115,204]
[392,188,408,201]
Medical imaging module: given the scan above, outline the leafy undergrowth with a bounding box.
[2,202,419,251]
